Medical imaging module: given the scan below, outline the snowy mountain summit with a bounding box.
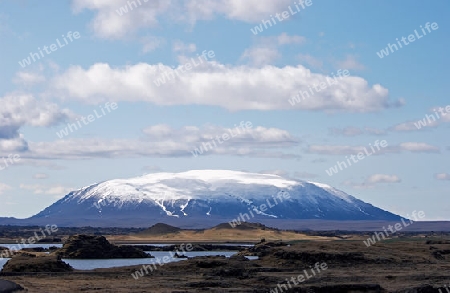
[31,170,401,227]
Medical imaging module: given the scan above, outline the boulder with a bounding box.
[57,235,151,259]
[2,254,72,273]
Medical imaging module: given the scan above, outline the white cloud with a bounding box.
[0,94,72,134]
[258,169,289,177]
[434,173,450,181]
[141,36,165,53]
[398,142,440,153]
[0,135,28,153]
[13,71,46,85]
[329,127,363,137]
[241,33,305,66]
[297,54,323,69]
[391,107,450,132]
[261,33,306,46]
[14,124,298,160]
[72,0,293,39]
[19,184,73,196]
[48,62,399,112]
[0,93,73,153]
[33,173,49,179]
[0,183,11,194]
[335,54,365,71]
[240,47,280,66]
[308,142,439,155]
[344,174,401,189]
[364,127,386,135]
[277,33,305,45]
[172,40,196,53]
[142,123,298,148]
[71,0,162,39]
[366,174,401,184]
[390,120,437,132]
[309,145,371,155]
[329,127,386,136]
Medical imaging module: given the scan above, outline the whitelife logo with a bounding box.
[131,243,193,280]
[18,31,81,68]
[363,211,425,247]
[414,105,450,130]
[228,191,290,228]
[56,102,118,139]
[325,140,388,176]
[376,22,439,59]
[0,154,21,171]
[116,0,158,16]
[190,121,253,158]
[0,225,58,258]
[288,69,349,106]
[270,262,328,292]
[250,0,313,35]
[153,50,215,87]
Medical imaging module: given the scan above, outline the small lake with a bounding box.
[0,243,62,249]
[0,243,258,271]
[126,243,254,247]
[64,251,239,270]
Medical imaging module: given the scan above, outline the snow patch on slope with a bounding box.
[308,181,354,203]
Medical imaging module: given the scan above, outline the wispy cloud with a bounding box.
[435,173,450,181]
[335,54,365,71]
[344,174,401,189]
[308,142,439,155]
[0,183,12,194]
[19,184,74,197]
[72,0,294,39]
[9,124,299,161]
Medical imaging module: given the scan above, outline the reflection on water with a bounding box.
[0,258,9,271]
[0,243,62,249]
[127,243,254,247]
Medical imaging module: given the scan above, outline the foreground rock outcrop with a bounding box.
[1,236,449,292]
[2,254,72,273]
[0,279,23,292]
[56,235,150,259]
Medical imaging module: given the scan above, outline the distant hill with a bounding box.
[111,222,338,243]
[138,223,182,235]
[213,222,269,230]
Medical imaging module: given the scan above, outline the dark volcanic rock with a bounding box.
[307,284,385,292]
[21,247,46,252]
[57,235,150,259]
[37,237,61,243]
[193,256,228,268]
[214,222,268,230]
[238,241,287,257]
[0,279,24,292]
[1,254,72,273]
[133,243,247,252]
[396,285,436,293]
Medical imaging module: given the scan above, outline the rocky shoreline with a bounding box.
[0,236,448,292]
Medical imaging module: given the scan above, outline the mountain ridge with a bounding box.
[1,170,403,228]
[22,170,401,223]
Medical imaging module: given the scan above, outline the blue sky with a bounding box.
[0,0,449,220]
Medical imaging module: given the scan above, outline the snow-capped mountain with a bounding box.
[26,170,401,227]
